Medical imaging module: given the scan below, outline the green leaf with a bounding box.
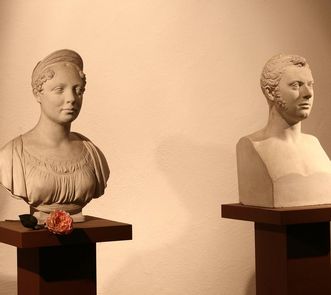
[19,214,38,229]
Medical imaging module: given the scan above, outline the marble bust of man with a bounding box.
[237,54,331,207]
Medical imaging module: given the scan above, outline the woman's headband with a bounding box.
[31,49,84,88]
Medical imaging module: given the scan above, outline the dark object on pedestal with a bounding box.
[0,215,132,295]
[222,203,331,295]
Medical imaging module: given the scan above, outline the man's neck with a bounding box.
[263,106,302,142]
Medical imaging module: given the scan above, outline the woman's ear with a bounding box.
[33,90,42,103]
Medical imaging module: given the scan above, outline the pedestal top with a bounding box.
[222,203,331,225]
[0,215,132,248]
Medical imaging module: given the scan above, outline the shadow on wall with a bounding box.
[0,188,16,295]
[103,135,252,294]
[245,273,256,295]
[155,135,236,210]
[0,187,9,217]
[0,275,16,295]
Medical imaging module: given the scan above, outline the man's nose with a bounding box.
[301,85,313,99]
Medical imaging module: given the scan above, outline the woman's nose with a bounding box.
[65,89,76,103]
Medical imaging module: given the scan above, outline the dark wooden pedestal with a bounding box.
[0,216,132,295]
[222,203,331,295]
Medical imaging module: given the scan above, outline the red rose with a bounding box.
[45,210,73,235]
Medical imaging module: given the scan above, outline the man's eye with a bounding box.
[290,81,302,89]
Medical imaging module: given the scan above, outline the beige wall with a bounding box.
[0,1,331,294]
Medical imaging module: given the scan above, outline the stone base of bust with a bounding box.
[30,204,86,224]
[33,210,85,225]
[237,137,331,207]
[239,174,331,207]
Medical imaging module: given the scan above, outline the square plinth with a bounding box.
[0,216,132,295]
[221,203,331,225]
[0,215,132,248]
[222,204,331,295]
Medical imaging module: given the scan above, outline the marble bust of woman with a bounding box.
[237,54,331,207]
[0,49,109,222]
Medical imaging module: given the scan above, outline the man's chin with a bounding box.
[299,110,310,120]
[280,112,310,126]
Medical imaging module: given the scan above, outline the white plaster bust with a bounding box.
[237,54,331,207]
[0,49,110,222]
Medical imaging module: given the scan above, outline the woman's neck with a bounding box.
[31,116,72,147]
[263,106,302,142]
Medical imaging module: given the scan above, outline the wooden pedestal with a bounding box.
[222,203,331,295]
[0,216,132,295]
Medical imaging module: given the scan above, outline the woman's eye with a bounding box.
[75,87,84,96]
[53,87,64,94]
